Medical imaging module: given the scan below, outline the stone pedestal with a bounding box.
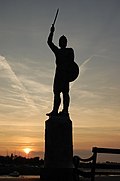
[40,116,73,180]
[45,116,73,168]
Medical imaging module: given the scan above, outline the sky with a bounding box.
[0,0,120,162]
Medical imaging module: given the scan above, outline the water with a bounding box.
[0,176,40,179]
[81,168,120,175]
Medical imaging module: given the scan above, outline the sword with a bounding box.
[52,8,59,26]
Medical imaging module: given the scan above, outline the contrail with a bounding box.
[71,56,93,87]
[71,54,104,87]
[0,55,39,112]
[79,56,93,74]
[80,56,93,68]
[79,54,106,74]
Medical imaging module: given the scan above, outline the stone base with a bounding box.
[40,168,74,181]
[41,115,74,180]
[44,116,73,168]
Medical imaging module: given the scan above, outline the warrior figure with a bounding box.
[46,24,75,117]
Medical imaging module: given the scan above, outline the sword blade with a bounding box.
[53,8,59,25]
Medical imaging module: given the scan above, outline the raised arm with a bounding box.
[47,25,58,53]
[47,25,54,45]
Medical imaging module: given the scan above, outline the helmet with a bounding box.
[59,35,67,48]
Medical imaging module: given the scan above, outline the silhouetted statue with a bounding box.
[46,24,79,117]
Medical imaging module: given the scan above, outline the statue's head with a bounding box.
[59,35,67,48]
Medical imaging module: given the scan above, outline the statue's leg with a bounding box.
[53,93,61,113]
[62,81,70,114]
[46,93,61,116]
[63,92,70,113]
[53,76,61,114]
[46,74,61,116]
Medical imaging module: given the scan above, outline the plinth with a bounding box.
[40,115,73,180]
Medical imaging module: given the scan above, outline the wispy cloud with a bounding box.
[0,55,39,112]
[79,54,107,74]
[80,56,93,73]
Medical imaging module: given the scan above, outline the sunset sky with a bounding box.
[0,0,120,162]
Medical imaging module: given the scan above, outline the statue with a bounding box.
[46,9,79,117]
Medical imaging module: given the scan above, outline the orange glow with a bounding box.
[23,148,32,154]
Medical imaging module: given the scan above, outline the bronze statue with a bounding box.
[46,10,79,117]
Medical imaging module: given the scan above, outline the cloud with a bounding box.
[71,55,99,87]
[80,56,93,73]
[77,54,106,75]
[20,77,51,94]
[0,55,39,112]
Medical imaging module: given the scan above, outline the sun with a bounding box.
[23,148,32,154]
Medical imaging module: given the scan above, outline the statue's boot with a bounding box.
[59,110,69,117]
[46,110,58,117]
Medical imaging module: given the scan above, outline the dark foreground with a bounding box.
[0,176,39,181]
[80,175,120,181]
[0,178,34,181]
[0,176,120,181]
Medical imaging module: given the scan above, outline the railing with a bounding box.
[73,147,120,181]
[73,155,93,181]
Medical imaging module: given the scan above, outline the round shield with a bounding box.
[67,62,79,82]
